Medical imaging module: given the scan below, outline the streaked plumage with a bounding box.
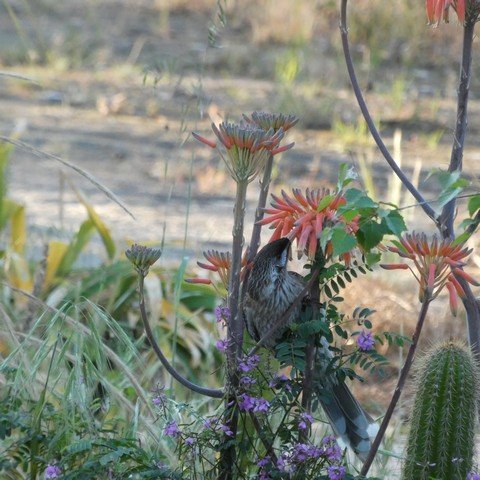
[244,237,376,460]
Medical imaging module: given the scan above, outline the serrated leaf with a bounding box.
[331,228,357,257]
[357,220,388,250]
[384,209,407,237]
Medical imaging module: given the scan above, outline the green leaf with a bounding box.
[357,220,387,250]
[431,169,469,209]
[468,194,480,216]
[331,228,357,257]
[365,251,381,266]
[337,163,357,190]
[384,209,407,237]
[316,194,334,212]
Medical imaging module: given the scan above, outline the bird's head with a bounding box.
[247,238,291,297]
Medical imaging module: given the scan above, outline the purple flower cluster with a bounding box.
[215,338,229,352]
[238,393,270,413]
[239,375,256,386]
[328,465,346,480]
[238,354,261,372]
[322,435,343,462]
[273,436,345,478]
[164,421,181,438]
[44,464,62,479]
[214,305,230,324]
[357,330,375,351]
[298,412,314,430]
[468,473,480,480]
[269,373,292,391]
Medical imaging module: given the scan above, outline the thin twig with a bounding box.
[360,295,431,476]
[137,275,223,398]
[339,0,437,225]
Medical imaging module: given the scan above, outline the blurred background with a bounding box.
[2,0,480,379]
[1,0,477,252]
[1,1,479,474]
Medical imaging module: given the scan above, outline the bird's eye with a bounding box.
[275,265,283,273]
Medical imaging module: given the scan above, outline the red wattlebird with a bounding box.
[244,237,376,460]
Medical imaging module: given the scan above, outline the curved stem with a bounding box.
[138,274,224,398]
[339,0,437,224]
[360,294,431,476]
[439,20,475,238]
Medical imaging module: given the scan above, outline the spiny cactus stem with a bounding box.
[360,294,432,476]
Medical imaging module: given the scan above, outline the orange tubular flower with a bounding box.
[380,232,478,315]
[243,112,299,134]
[426,0,479,25]
[186,250,249,289]
[258,188,360,262]
[193,118,294,183]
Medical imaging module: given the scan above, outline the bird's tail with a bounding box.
[316,381,377,461]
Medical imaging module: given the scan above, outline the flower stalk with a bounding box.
[360,294,432,476]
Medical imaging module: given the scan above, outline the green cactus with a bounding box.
[402,340,479,480]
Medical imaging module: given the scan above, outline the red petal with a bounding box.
[197,262,218,271]
[192,132,217,149]
[308,228,317,259]
[427,263,436,290]
[452,268,480,286]
[446,281,458,316]
[448,274,466,297]
[380,263,409,270]
[185,278,212,285]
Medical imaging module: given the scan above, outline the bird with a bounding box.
[243,237,376,460]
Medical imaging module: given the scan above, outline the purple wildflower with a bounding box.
[240,375,256,386]
[238,354,260,372]
[467,473,480,480]
[321,436,343,462]
[220,423,234,436]
[152,393,166,407]
[357,330,375,351]
[44,465,62,479]
[253,397,270,413]
[327,465,346,480]
[238,394,270,413]
[214,305,230,324]
[257,456,271,467]
[215,338,229,352]
[164,421,181,437]
[203,417,218,430]
[292,443,310,462]
[298,412,314,430]
[184,437,196,446]
[238,393,255,412]
[269,372,292,391]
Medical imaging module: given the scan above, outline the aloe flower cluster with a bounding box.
[125,243,162,277]
[193,118,293,183]
[381,233,478,314]
[186,249,250,288]
[426,0,480,25]
[259,188,360,261]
